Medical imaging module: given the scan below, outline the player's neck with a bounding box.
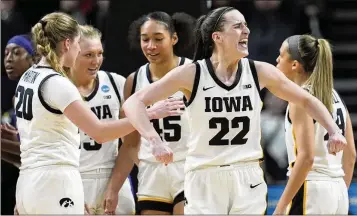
[149,55,179,80]
[294,73,309,87]
[71,74,97,95]
[211,53,239,81]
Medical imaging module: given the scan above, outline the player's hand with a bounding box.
[147,97,185,120]
[327,130,347,155]
[103,189,118,215]
[84,203,90,215]
[149,137,173,165]
[1,123,18,141]
[14,204,19,215]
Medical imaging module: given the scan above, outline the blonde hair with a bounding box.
[31,12,79,77]
[289,35,334,113]
[79,25,102,40]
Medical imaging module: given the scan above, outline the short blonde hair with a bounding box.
[79,25,102,40]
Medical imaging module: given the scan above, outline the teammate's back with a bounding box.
[285,89,347,179]
[17,66,80,170]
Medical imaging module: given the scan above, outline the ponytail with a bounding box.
[304,39,334,113]
[193,15,207,61]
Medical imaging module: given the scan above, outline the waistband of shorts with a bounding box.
[80,168,113,179]
[20,164,79,174]
[305,175,344,181]
[190,160,261,173]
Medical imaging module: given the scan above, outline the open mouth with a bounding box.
[5,66,13,73]
[238,39,248,48]
[148,53,159,57]
[88,68,98,74]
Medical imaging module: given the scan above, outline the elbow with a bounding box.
[300,153,314,168]
[122,94,139,114]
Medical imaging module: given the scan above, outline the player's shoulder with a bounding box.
[98,70,126,83]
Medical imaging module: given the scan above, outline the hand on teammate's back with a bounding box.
[147,97,185,120]
[327,131,347,155]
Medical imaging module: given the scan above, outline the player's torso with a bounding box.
[285,89,346,178]
[134,57,191,162]
[79,71,122,172]
[15,65,80,170]
[185,58,263,172]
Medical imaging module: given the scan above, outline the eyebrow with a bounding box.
[232,21,247,25]
[140,33,164,36]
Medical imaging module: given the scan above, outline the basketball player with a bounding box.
[103,11,195,215]
[14,12,184,214]
[273,35,356,215]
[67,25,135,215]
[1,34,36,215]
[2,34,36,166]
[122,7,347,214]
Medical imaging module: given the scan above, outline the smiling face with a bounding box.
[140,20,177,64]
[72,36,103,80]
[212,9,250,59]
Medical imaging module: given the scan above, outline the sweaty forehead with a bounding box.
[223,10,246,23]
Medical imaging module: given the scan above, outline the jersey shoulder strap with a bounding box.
[105,71,121,104]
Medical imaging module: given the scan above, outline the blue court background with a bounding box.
[267,182,357,215]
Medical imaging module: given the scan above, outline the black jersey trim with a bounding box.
[205,58,242,91]
[83,75,99,101]
[38,74,63,114]
[185,62,201,107]
[248,59,263,101]
[130,69,139,96]
[105,72,121,105]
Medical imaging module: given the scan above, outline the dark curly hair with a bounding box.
[128,11,196,56]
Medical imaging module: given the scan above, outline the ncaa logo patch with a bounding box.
[101,85,110,93]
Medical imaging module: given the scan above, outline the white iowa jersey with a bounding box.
[133,57,191,162]
[15,66,80,170]
[185,58,263,172]
[79,70,126,172]
[285,89,346,178]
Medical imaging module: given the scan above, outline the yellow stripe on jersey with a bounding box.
[289,127,298,168]
[138,197,173,204]
[303,181,307,215]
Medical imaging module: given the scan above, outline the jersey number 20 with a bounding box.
[209,116,250,145]
[15,85,34,121]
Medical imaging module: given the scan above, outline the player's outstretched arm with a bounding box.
[254,60,346,154]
